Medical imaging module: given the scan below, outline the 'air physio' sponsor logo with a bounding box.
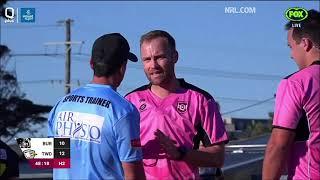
[285,7,308,22]
[55,111,104,144]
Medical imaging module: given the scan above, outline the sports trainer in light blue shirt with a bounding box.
[48,33,146,180]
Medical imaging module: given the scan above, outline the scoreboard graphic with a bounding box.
[16,138,70,169]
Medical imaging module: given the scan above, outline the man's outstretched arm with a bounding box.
[183,143,225,167]
[155,129,225,167]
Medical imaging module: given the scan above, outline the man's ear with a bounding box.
[119,61,127,76]
[90,59,94,69]
[301,38,313,52]
[173,50,179,64]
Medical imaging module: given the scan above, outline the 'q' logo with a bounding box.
[285,7,308,21]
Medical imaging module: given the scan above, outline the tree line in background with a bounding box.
[228,112,273,141]
[0,0,52,143]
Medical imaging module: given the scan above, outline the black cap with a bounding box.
[91,33,138,68]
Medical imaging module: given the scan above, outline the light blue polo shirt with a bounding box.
[48,83,142,180]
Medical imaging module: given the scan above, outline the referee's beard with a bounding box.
[146,70,175,86]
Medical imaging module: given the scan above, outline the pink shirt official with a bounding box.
[273,61,320,180]
[126,79,228,180]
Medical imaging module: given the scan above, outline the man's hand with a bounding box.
[154,129,181,160]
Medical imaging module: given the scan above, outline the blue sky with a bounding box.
[1,1,319,127]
